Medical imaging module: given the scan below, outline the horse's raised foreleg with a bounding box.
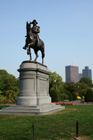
[23,38,28,50]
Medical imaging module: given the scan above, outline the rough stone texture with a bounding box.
[0,61,65,115]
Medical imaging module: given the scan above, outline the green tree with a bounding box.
[63,82,76,93]
[6,90,15,100]
[0,70,19,100]
[11,86,19,100]
[49,88,58,102]
[63,82,90,99]
[79,77,92,87]
[75,82,90,97]
[0,70,17,91]
[66,91,73,101]
[49,71,64,92]
[59,85,73,101]
[59,93,69,101]
[85,89,93,102]
[0,70,6,91]
[0,91,5,101]
[72,92,77,100]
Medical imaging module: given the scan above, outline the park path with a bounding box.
[73,100,93,105]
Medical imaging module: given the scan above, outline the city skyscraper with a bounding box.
[65,65,79,83]
[82,66,92,80]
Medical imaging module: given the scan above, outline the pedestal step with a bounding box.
[0,103,65,115]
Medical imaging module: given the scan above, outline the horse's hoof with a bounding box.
[27,51,30,55]
[42,61,44,65]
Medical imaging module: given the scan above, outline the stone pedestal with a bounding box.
[0,61,65,115]
[16,61,51,106]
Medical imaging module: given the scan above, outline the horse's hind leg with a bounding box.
[34,50,39,62]
[42,54,44,64]
[41,48,45,65]
[30,51,31,61]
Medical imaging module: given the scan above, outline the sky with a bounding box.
[0,0,93,82]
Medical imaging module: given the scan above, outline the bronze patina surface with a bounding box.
[23,19,45,64]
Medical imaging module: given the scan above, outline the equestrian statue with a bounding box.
[23,19,45,64]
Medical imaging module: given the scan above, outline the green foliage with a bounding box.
[0,94,5,101]
[66,91,73,101]
[85,89,93,102]
[49,71,64,93]
[79,77,92,87]
[49,89,58,102]
[66,82,76,93]
[0,90,5,101]
[59,93,69,101]
[79,89,86,97]
[71,92,77,100]
[49,72,92,102]
[0,70,16,91]
[15,79,19,88]
[63,82,91,99]
[6,90,19,101]
[0,69,19,101]
[76,82,90,98]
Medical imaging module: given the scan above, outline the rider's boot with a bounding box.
[23,45,26,50]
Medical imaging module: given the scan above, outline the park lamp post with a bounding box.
[78,86,79,94]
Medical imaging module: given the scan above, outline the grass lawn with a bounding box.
[0,105,93,140]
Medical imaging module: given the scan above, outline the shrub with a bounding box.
[66,91,73,101]
[72,92,77,100]
[85,89,93,102]
[59,93,69,101]
[49,89,58,102]
[0,94,5,101]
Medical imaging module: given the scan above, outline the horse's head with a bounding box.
[26,22,31,31]
[26,22,33,38]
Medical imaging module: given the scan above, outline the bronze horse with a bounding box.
[23,22,45,64]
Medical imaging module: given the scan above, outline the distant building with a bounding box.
[79,73,83,81]
[82,66,92,80]
[65,65,79,83]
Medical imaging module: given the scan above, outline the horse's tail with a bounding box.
[41,41,45,59]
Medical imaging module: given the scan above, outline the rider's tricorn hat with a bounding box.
[31,19,38,25]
